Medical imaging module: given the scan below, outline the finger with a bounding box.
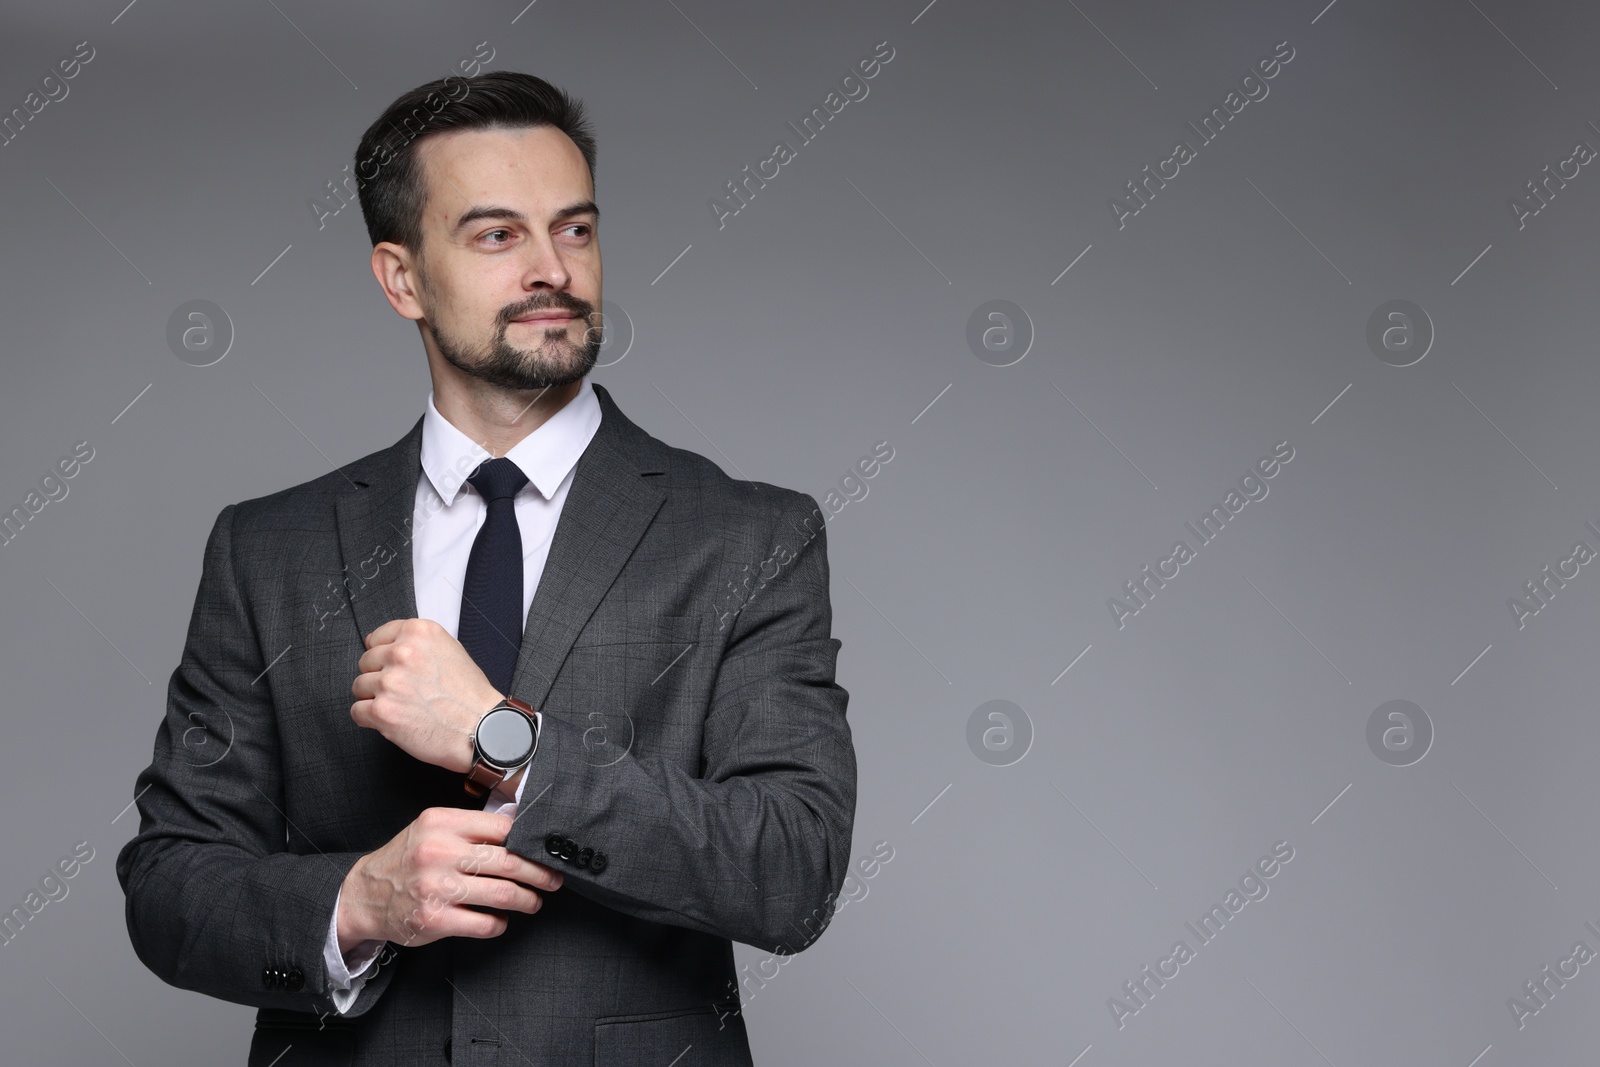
[508,858,565,893]
[355,643,395,674]
[416,807,513,844]
[407,904,511,943]
[455,874,543,915]
[442,905,514,939]
[461,846,564,891]
[350,672,378,701]
[365,619,406,650]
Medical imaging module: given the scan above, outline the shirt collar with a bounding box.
[420,378,602,505]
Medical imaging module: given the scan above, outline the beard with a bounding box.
[429,291,602,392]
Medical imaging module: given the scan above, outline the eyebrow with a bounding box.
[451,200,600,234]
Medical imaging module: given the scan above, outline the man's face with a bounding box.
[407,125,601,392]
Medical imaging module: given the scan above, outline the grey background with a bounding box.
[1,0,1596,1063]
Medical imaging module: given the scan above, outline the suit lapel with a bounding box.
[333,416,423,647]
[334,416,481,811]
[508,385,667,713]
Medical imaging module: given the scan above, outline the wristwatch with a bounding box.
[464,696,540,797]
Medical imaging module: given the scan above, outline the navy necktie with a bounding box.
[458,457,529,695]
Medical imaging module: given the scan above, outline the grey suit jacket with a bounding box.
[116,382,857,1066]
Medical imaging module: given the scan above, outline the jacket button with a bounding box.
[559,839,577,862]
[576,847,593,869]
[285,967,304,992]
[589,851,608,874]
[544,833,565,857]
[261,966,276,990]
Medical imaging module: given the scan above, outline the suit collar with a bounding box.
[334,381,669,715]
[419,379,603,506]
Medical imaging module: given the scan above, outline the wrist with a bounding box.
[451,687,506,773]
[336,857,378,954]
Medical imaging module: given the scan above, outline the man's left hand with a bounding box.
[351,618,503,773]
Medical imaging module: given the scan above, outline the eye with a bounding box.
[481,228,514,245]
[561,224,591,238]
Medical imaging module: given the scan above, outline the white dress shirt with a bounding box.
[322,378,603,1012]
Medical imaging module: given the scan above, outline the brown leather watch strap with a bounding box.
[463,760,502,798]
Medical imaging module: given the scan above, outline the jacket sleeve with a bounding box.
[505,491,858,954]
[115,503,398,1016]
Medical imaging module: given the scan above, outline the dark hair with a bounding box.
[353,70,597,252]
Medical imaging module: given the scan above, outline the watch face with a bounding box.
[477,707,535,767]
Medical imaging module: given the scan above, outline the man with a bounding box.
[117,71,856,1066]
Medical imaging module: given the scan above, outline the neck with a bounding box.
[429,368,584,459]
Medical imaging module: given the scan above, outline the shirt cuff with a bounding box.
[323,888,385,1014]
[486,769,523,816]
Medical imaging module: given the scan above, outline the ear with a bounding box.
[371,242,426,321]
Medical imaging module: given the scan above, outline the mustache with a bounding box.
[498,294,594,326]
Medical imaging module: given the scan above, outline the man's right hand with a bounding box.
[336,808,562,953]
